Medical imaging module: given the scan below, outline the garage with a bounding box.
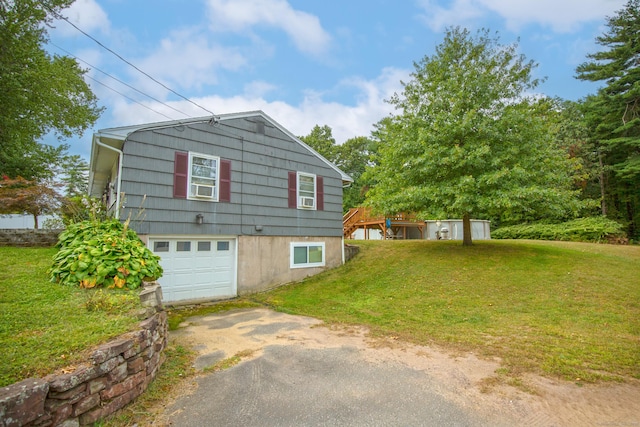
[149,237,237,302]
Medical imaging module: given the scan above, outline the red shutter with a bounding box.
[288,171,297,208]
[220,159,231,202]
[316,176,324,211]
[173,151,188,198]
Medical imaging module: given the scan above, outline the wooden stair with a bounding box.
[343,207,425,239]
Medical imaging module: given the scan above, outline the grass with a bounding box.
[2,238,638,405]
[252,240,640,383]
[0,247,142,387]
[202,349,258,373]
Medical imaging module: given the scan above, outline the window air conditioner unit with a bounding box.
[194,184,214,198]
[300,196,315,208]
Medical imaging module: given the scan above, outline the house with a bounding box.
[89,111,352,303]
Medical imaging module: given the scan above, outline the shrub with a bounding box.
[492,217,626,243]
[50,219,163,289]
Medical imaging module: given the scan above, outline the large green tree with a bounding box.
[0,0,103,181]
[299,125,338,161]
[366,27,584,245]
[576,0,640,239]
[335,136,376,211]
[549,100,605,214]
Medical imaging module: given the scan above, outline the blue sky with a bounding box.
[47,0,626,159]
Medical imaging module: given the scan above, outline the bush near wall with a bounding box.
[492,217,627,243]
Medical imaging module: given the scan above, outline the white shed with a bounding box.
[423,220,491,241]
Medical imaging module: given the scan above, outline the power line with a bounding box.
[49,41,192,119]
[47,7,217,117]
[84,75,177,121]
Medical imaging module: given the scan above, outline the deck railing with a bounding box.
[343,207,422,238]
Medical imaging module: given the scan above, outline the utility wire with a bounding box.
[47,7,217,118]
[85,75,177,121]
[49,41,192,119]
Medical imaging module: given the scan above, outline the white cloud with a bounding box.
[479,0,626,32]
[417,0,626,33]
[243,81,278,98]
[108,67,408,144]
[55,0,110,37]
[206,0,331,57]
[131,28,247,95]
[416,0,485,32]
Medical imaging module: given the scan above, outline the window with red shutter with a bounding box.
[290,171,320,210]
[175,151,231,202]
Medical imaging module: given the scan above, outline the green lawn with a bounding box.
[253,240,640,383]
[0,247,142,387]
[3,240,638,390]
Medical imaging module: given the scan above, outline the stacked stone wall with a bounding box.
[0,288,166,427]
[344,244,360,262]
[0,230,61,247]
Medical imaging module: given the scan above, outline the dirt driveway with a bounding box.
[160,308,640,426]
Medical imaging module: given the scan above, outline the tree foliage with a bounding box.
[336,136,377,211]
[576,0,640,239]
[0,0,103,181]
[299,125,338,161]
[299,126,376,212]
[0,176,62,229]
[365,27,584,245]
[60,154,89,197]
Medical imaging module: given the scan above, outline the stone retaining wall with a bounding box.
[0,286,166,427]
[344,244,360,262]
[0,230,61,247]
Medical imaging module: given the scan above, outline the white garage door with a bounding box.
[149,237,236,302]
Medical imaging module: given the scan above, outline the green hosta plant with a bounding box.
[50,219,163,290]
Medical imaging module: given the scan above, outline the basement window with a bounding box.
[290,242,325,268]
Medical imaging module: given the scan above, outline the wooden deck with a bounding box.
[343,207,425,240]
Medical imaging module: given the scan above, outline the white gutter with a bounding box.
[94,136,124,220]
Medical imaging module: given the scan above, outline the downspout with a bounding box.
[94,136,124,220]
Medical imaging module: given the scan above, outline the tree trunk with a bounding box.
[462,213,472,246]
[598,149,607,216]
[33,213,39,230]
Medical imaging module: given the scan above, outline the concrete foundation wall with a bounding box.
[237,235,343,294]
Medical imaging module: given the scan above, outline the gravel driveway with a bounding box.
[161,308,640,427]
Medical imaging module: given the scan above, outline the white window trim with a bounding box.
[188,152,220,201]
[296,171,316,210]
[290,242,325,269]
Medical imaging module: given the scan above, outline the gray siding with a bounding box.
[119,115,344,237]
